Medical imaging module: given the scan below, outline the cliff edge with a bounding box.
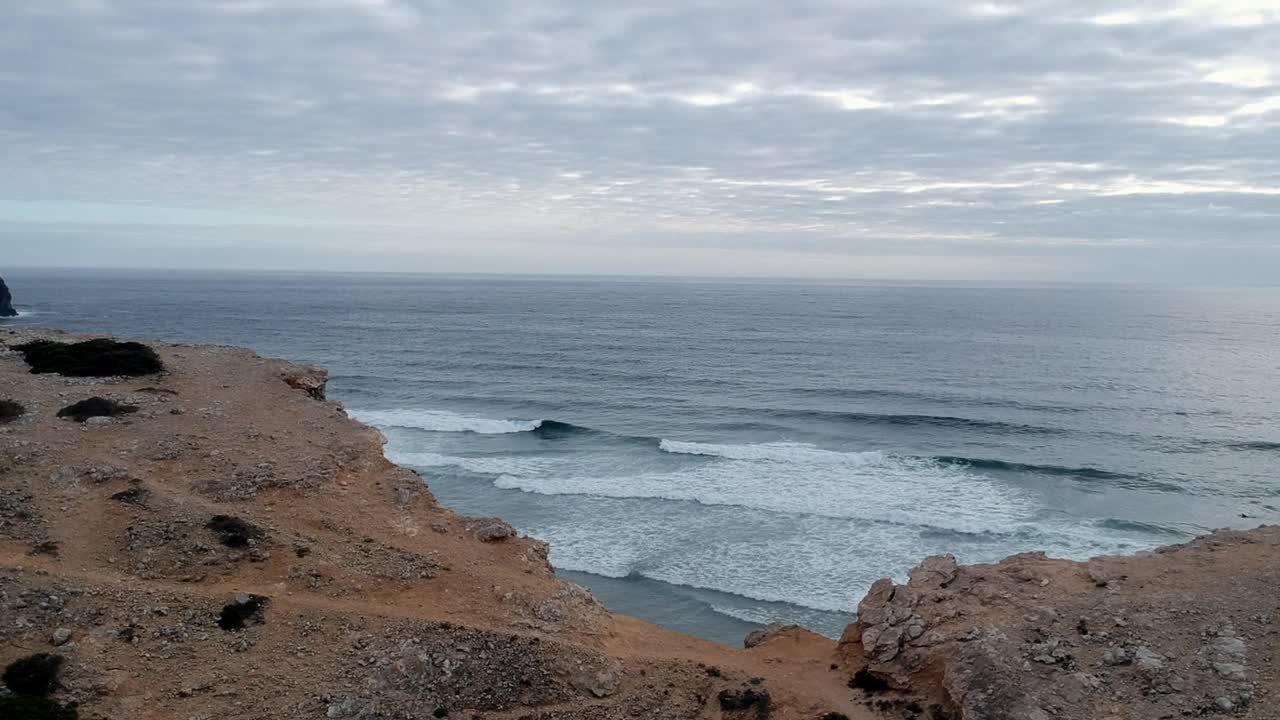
[0,328,1276,720]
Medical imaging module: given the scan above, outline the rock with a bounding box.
[574,669,618,698]
[744,623,802,649]
[854,578,928,663]
[1076,673,1102,690]
[327,695,374,719]
[1085,560,1123,587]
[872,625,905,662]
[1103,646,1130,665]
[282,367,328,400]
[1213,662,1247,681]
[909,554,958,587]
[470,518,517,542]
[1213,635,1246,658]
[1216,696,1235,711]
[1133,646,1166,674]
[856,579,896,627]
[49,629,72,646]
[0,276,16,317]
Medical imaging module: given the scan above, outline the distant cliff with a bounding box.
[0,276,16,317]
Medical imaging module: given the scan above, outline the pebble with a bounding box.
[50,628,72,646]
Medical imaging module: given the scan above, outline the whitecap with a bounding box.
[349,408,540,434]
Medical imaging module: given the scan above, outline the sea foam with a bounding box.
[349,408,541,434]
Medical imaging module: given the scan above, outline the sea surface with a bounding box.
[4,269,1279,644]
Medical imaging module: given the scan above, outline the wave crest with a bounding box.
[348,408,540,434]
[659,439,882,464]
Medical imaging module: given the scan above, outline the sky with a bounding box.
[1,0,1279,281]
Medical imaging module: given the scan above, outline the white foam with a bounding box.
[529,503,1153,613]
[349,408,540,434]
[382,434,1172,615]
[387,450,552,476]
[660,439,883,464]
[493,444,1035,534]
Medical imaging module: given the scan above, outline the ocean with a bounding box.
[4,269,1278,644]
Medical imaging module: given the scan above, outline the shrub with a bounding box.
[0,399,24,423]
[218,594,268,631]
[849,668,890,693]
[718,687,771,717]
[3,654,63,696]
[13,339,163,377]
[206,516,264,548]
[56,397,137,422]
[0,696,79,719]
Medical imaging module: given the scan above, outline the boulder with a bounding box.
[0,276,15,317]
[743,623,805,649]
[283,366,328,400]
[469,518,517,542]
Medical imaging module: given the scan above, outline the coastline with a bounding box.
[1,326,1275,719]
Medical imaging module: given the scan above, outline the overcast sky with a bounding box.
[2,0,1278,281]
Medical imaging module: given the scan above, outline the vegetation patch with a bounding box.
[110,486,151,506]
[0,399,24,424]
[718,687,771,718]
[29,540,60,557]
[0,696,79,719]
[206,515,264,548]
[12,338,164,377]
[217,593,268,631]
[3,653,63,697]
[56,397,138,422]
[850,668,891,694]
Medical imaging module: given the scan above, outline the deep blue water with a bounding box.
[4,269,1279,643]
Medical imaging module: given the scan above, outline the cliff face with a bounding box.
[0,328,1276,720]
[0,276,15,317]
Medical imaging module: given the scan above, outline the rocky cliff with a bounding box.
[0,276,16,317]
[0,328,1276,720]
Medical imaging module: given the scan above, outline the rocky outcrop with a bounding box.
[282,365,328,400]
[838,533,1279,719]
[0,276,15,317]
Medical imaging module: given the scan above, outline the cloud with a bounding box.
[0,0,1278,280]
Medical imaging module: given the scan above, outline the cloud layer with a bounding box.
[2,0,1278,279]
